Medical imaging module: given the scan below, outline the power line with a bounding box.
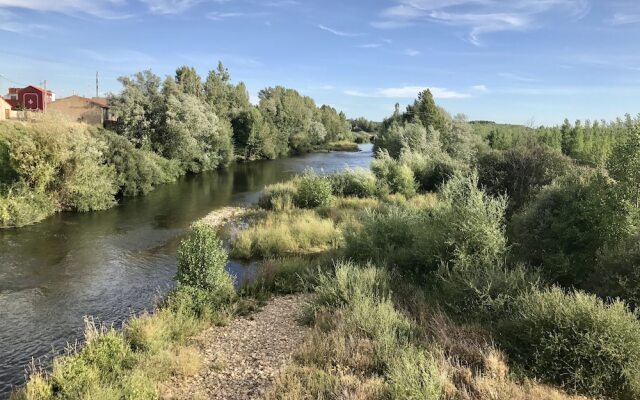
[0,73,28,87]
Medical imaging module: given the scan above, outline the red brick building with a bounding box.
[5,86,55,111]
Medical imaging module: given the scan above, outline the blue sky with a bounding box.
[0,0,638,125]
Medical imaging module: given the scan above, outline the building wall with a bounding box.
[47,96,106,125]
[0,100,11,121]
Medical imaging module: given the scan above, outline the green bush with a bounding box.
[0,183,55,228]
[312,261,391,309]
[401,151,467,193]
[258,180,298,210]
[584,239,640,309]
[371,152,416,197]
[345,172,507,276]
[79,329,134,382]
[386,346,442,400]
[477,145,571,214]
[435,262,539,320]
[176,223,235,309]
[344,206,427,272]
[294,170,332,208]
[497,287,640,398]
[329,168,377,198]
[509,172,632,286]
[100,130,181,197]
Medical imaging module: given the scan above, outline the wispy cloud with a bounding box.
[0,0,236,17]
[472,84,489,92]
[345,86,471,99]
[358,43,382,48]
[0,9,53,34]
[318,24,363,37]
[404,48,421,56]
[608,13,640,25]
[373,0,591,45]
[0,0,132,19]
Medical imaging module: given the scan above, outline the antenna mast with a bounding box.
[96,71,99,98]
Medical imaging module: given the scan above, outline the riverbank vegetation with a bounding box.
[248,90,640,399]
[0,63,359,228]
[14,87,640,399]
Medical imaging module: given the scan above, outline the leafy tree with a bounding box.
[109,70,164,147]
[175,65,203,98]
[405,89,447,134]
[607,124,640,207]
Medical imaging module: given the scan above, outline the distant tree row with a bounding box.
[474,115,639,166]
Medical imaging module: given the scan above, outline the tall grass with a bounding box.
[231,210,340,259]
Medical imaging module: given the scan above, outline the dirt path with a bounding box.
[165,295,308,399]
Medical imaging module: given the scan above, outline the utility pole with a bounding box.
[96,71,99,98]
[44,79,47,113]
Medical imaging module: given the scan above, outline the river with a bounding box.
[0,144,373,397]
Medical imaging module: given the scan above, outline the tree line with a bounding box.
[0,62,357,228]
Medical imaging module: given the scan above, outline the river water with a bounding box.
[0,144,373,397]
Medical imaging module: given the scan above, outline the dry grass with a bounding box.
[231,210,341,259]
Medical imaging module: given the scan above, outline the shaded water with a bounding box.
[0,144,373,397]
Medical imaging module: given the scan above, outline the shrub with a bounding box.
[311,261,391,310]
[79,325,134,383]
[231,210,340,259]
[509,172,632,286]
[584,238,640,309]
[345,172,507,276]
[344,206,427,272]
[371,152,416,197]
[401,151,468,193]
[0,183,55,228]
[176,223,235,306]
[497,287,640,398]
[50,355,101,399]
[329,168,377,198]
[258,180,298,210]
[478,145,571,214]
[294,170,332,208]
[435,262,540,320]
[241,256,317,295]
[59,150,118,212]
[121,369,158,400]
[386,346,442,400]
[100,130,181,197]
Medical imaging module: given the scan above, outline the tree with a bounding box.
[405,89,447,133]
[175,65,203,98]
[108,70,163,147]
[608,124,640,207]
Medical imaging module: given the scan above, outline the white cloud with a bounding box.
[344,90,369,97]
[0,0,233,17]
[404,48,421,56]
[358,43,381,48]
[0,8,53,33]
[0,0,132,18]
[206,11,245,20]
[373,0,591,45]
[345,86,470,99]
[318,24,363,37]
[472,84,489,92]
[608,13,640,25]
